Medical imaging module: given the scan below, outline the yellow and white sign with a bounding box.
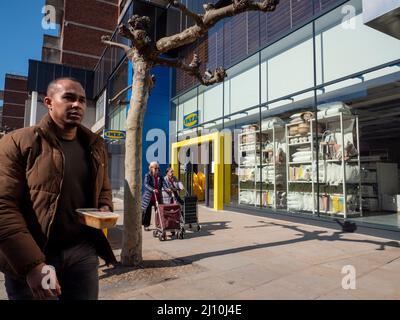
[183,111,199,128]
[103,130,126,140]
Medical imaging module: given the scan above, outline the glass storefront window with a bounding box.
[224,110,261,207]
[261,89,317,215]
[261,23,314,103]
[177,102,184,132]
[171,98,179,138]
[198,83,223,123]
[182,95,197,121]
[315,0,400,85]
[107,59,128,132]
[170,0,400,232]
[109,105,127,131]
[177,87,198,134]
[260,114,287,210]
[316,70,400,228]
[224,53,260,115]
[95,90,106,122]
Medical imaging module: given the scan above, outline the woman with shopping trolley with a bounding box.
[162,166,184,205]
[142,161,164,231]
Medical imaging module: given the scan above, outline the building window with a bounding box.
[261,23,314,104]
[315,0,400,85]
[96,90,106,122]
[198,83,223,124]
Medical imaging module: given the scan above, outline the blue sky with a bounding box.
[0,0,58,97]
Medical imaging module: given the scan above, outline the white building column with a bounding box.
[30,91,38,126]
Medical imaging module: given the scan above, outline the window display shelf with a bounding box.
[323,159,359,163]
[286,109,362,218]
[287,133,323,139]
[289,161,312,165]
[238,121,286,209]
[288,141,311,147]
[287,134,311,139]
[237,108,363,217]
[360,162,399,212]
[239,142,260,147]
[241,130,259,134]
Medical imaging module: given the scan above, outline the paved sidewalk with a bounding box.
[102,205,400,300]
[2,204,400,300]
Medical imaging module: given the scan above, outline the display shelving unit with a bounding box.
[285,111,362,218]
[260,122,287,209]
[238,128,264,207]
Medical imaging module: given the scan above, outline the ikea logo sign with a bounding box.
[183,111,199,128]
[103,130,126,140]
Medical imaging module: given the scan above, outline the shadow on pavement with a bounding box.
[177,221,400,264]
[100,220,400,280]
[107,221,232,250]
[244,220,282,229]
[179,221,232,239]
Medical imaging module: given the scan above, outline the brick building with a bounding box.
[1,0,119,130]
[1,74,29,130]
[42,0,119,70]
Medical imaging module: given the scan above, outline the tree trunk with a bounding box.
[121,54,152,266]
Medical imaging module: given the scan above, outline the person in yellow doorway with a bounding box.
[193,172,205,201]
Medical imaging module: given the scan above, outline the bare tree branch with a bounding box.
[168,1,204,26]
[109,85,133,104]
[101,35,133,56]
[156,0,279,54]
[153,54,227,86]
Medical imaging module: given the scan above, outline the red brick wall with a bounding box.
[62,24,111,57]
[2,75,28,130]
[3,91,27,105]
[61,52,100,70]
[64,0,118,31]
[3,77,27,92]
[2,104,25,118]
[1,117,25,129]
[60,0,118,70]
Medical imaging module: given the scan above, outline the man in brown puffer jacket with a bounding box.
[0,78,117,300]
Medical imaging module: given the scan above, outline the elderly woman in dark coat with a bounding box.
[141,161,164,231]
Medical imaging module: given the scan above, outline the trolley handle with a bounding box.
[153,189,160,207]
